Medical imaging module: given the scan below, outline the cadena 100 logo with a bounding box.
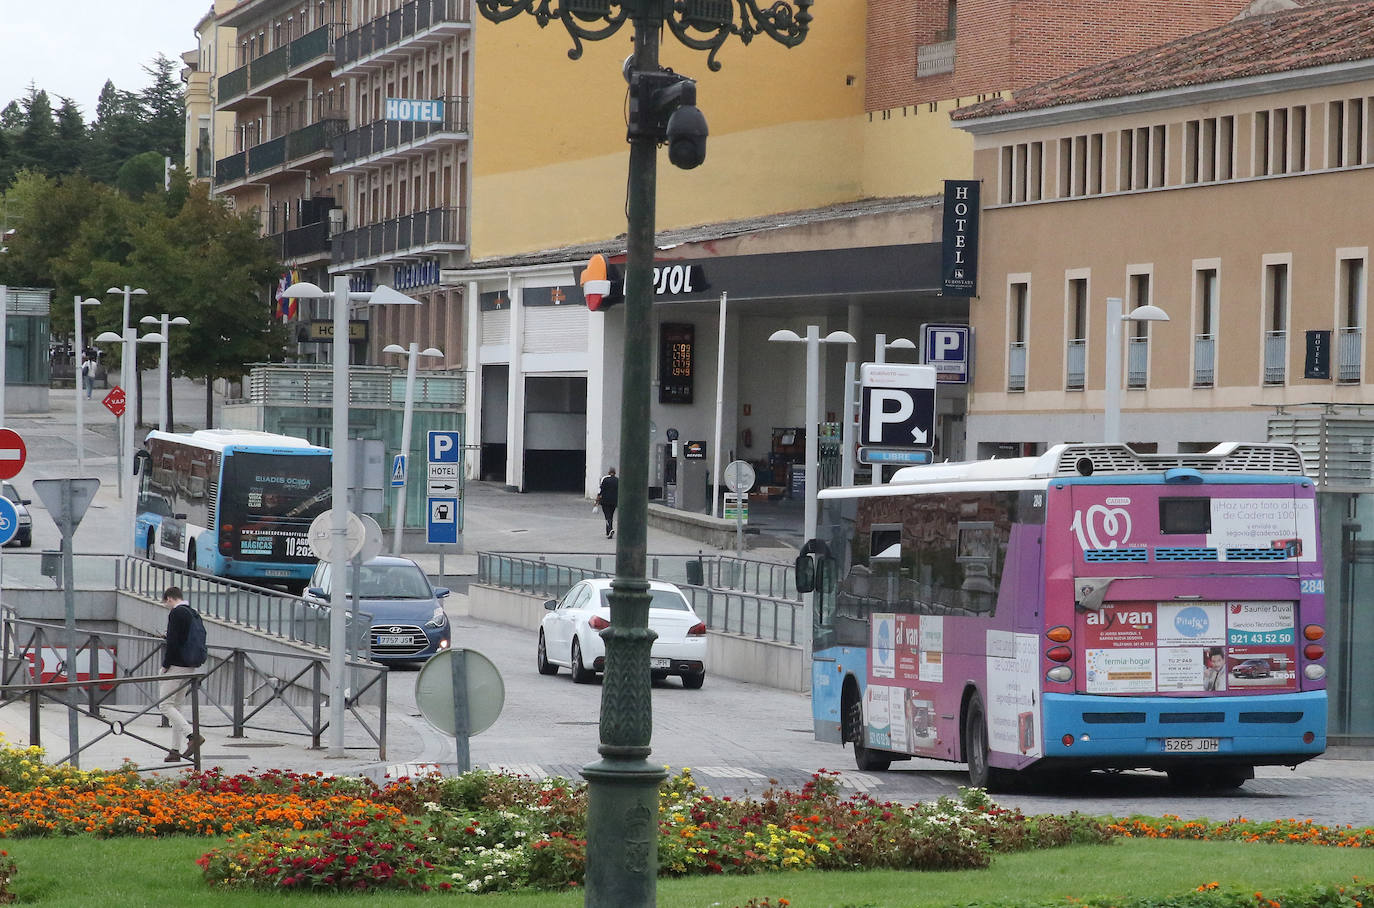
[1070,505,1133,550]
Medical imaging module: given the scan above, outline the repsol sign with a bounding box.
[652,263,706,297]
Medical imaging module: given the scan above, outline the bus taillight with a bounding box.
[1304,643,1325,661]
[1303,624,1325,641]
[1046,665,1073,683]
[219,526,234,553]
[1046,646,1072,663]
[1046,625,1072,643]
[1061,734,1074,747]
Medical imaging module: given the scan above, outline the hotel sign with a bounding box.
[941,179,980,297]
[384,98,445,123]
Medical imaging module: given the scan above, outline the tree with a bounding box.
[0,171,113,292]
[52,97,89,176]
[140,56,184,162]
[15,88,60,175]
[116,151,165,199]
[86,81,145,185]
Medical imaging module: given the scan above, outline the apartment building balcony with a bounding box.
[1193,334,1215,387]
[1065,338,1085,390]
[217,24,346,111]
[1263,330,1287,384]
[1338,327,1362,383]
[1126,337,1149,389]
[215,118,348,191]
[1007,342,1026,392]
[917,38,955,78]
[334,0,472,74]
[330,98,469,173]
[268,220,332,265]
[331,206,466,269]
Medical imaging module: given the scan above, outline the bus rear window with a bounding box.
[1160,497,1211,534]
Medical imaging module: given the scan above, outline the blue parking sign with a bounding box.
[922,324,970,384]
[0,496,17,546]
[428,430,460,463]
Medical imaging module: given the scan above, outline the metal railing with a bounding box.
[1065,338,1086,390]
[236,363,466,408]
[1337,327,1362,383]
[1,608,388,766]
[249,44,290,88]
[331,206,466,266]
[247,135,287,174]
[285,117,348,161]
[218,64,248,103]
[215,150,246,183]
[1194,334,1215,387]
[476,552,803,645]
[331,98,470,168]
[1264,330,1287,384]
[335,0,472,69]
[1007,342,1026,391]
[1127,336,1149,388]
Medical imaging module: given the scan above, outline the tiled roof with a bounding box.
[952,0,1374,121]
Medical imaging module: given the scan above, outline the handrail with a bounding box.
[476,552,802,646]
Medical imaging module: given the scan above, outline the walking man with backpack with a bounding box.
[160,586,207,762]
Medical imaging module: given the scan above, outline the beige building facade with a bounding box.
[955,3,1374,457]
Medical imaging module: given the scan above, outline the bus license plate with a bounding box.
[263,570,290,577]
[1164,737,1219,753]
[650,657,670,669]
[378,634,411,646]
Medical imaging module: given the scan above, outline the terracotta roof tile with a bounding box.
[952,0,1374,121]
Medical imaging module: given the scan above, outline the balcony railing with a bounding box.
[247,136,287,174]
[218,64,249,103]
[1065,338,1085,390]
[335,0,472,68]
[1007,342,1026,392]
[1338,327,1362,383]
[1127,337,1149,388]
[917,39,955,78]
[269,220,331,261]
[249,45,290,89]
[288,23,336,69]
[332,98,469,167]
[332,206,466,266]
[285,118,348,161]
[1264,330,1287,384]
[215,151,246,183]
[1193,334,1215,387]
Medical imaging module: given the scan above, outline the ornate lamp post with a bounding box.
[474,2,812,903]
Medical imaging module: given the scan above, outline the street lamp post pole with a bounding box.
[1104,297,1124,444]
[142,314,190,432]
[73,297,100,473]
[328,275,352,759]
[384,343,443,555]
[803,325,820,542]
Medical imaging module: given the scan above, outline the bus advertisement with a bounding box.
[802,443,1328,790]
[136,429,332,590]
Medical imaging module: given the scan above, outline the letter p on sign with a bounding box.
[428,430,460,464]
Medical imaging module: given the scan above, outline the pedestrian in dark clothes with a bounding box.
[597,467,619,538]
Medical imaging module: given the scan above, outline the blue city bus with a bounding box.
[136,429,332,590]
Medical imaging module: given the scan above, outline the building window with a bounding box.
[1338,256,1366,383]
[1066,277,1087,390]
[1194,267,1218,387]
[1127,273,1152,389]
[1008,281,1029,392]
[1329,99,1367,168]
[1263,261,1289,384]
[1001,142,1043,203]
[1120,125,1165,190]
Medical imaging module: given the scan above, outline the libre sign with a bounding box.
[941,180,980,298]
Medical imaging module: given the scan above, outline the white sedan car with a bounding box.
[538,578,708,688]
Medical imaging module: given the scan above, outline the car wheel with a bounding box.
[682,670,705,690]
[570,638,594,684]
[19,530,31,548]
[844,686,892,772]
[537,631,559,675]
[963,693,1011,790]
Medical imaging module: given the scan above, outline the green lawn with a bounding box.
[4,836,1370,907]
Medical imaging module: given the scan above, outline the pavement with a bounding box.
[0,374,808,780]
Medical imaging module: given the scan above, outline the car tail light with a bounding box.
[588,615,610,630]
[1046,645,1072,663]
[1303,643,1325,661]
[687,622,707,636]
[1303,624,1325,641]
[1046,625,1072,643]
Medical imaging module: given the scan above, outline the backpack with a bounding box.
[179,604,208,667]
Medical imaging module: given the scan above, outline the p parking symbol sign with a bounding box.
[922,324,970,384]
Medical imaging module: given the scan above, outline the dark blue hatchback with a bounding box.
[304,555,452,664]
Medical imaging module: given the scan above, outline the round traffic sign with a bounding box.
[357,514,383,564]
[414,648,505,736]
[0,496,18,546]
[0,427,27,481]
[724,459,755,493]
[307,509,367,561]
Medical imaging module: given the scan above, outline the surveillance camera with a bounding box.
[666,104,708,170]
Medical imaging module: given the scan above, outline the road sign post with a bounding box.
[0,427,27,480]
[426,430,461,547]
[859,363,938,485]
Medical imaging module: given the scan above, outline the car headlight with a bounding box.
[426,606,448,628]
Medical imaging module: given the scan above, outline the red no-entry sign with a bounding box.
[103,386,126,417]
[0,427,27,480]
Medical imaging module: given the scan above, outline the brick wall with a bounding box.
[867,0,1254,112]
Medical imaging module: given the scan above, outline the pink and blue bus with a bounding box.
[802,443,1328,790]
